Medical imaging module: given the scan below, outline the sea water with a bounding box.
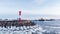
[0,20,60,34]
[32,20,60,34]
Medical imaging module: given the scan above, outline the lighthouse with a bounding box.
[18,11,21,22]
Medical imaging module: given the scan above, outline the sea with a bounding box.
[0,20,60,34]
[32,20,60,34]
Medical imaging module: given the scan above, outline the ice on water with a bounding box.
[0,24,44,34]
[0,24,60,34]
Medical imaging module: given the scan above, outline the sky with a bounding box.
[0,0,60,19]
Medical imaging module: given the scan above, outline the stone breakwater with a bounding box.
[0,20,36,27]
[0,20,45,34]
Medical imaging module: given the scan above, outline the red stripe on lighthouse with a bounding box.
[19,18,21,22]
[18,11,21,22]
[19,11,21,16]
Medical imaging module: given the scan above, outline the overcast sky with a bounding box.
[0,0,60,19]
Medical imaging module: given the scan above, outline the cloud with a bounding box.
[33,0,48,5]
[0,0,20,15]
[0,0,60,19]
[24,0,59,15]
[22,6,60,15]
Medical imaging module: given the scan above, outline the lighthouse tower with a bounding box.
[18,11,21,22]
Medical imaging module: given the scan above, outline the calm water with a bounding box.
[32,20,60,34]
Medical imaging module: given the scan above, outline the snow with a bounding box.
[0,25,43,34]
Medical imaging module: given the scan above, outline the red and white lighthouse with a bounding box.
[18,11,21,22]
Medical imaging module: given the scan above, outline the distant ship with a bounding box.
[39,18,45,21]
[38,18,55,21]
